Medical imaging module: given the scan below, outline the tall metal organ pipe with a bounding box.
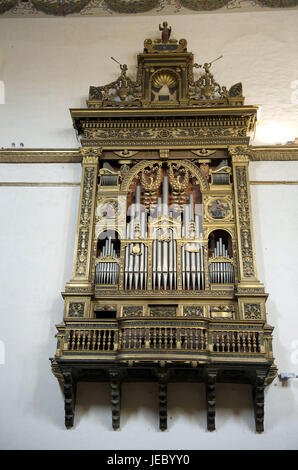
[122,173,205,290]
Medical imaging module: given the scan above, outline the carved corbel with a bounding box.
[252,369,267,433]
[109,369,123,430]
[62,370,77,428]
[205,370,217,431]
[155,368,171,431]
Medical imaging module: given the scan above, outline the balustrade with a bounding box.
[66,328,117,352]
[62,326,262,357]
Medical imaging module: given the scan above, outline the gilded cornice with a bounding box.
[0,148,81,164]
[1,145,298,164]
[249,146,298,161]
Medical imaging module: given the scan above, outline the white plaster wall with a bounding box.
[0,12,298,148]
[0,13,298,450]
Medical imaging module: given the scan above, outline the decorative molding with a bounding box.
[0,182,80,187]
[250,181,298,185]
[1,146,298,164]
[0,149,81,164]
[250,146,298,161]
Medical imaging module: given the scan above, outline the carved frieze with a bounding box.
[83,126,246,142]
[150,306,177,316]
[122,306,143,317]
[183,306,204,317]
[234,166,255,278]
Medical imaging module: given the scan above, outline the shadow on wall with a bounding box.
[72,381,255,432]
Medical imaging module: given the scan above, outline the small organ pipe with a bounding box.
[209,237,234,284]
[200,246,205,289]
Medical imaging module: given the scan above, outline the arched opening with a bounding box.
[208,229,234,284]
[95,230,120,285]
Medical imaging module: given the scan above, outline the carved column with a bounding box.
[230,147,261,289]
[109,369,122,430]
[252,369,266,433]
[62,370,76,428]
[205,370,217,431]
[68,147,101,290]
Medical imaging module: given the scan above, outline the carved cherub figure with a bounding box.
[159,21,171,43]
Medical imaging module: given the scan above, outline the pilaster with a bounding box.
[229,146,263,291]
[66,147,101,291]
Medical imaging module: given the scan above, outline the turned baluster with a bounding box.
[232,331,236,352]
[70,330,76,350]
[128,328,132,349]
[153,328,157,348]
[107,330,111,350]
[145,328,150,349]
[176,329,181,349]
[252,332,257,352]
[237,331,241,352]
[86,330,91,350]
[98,330,103,350]
[247,332,252,352]
[92,330,97,350]
[216,332,220,352]
[226,331,230,352]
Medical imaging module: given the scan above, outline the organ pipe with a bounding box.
[120,171,207,290]
[95,236,119,285]
[209,237,234,284]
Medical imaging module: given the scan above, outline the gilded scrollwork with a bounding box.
[235,166,255,278]
[183,306,204,317]
[68,302,85,318]
[84,126,246,142]
[150,306,177,316]
[75,164,97,277]
[81,146,102,164]
[244,303,262,320]
[122,306,143,317]
[141,162,163,209]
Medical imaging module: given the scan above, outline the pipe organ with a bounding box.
[51,25,277,433]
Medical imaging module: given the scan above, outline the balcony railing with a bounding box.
[59,323,264,359]
[66,328,117,352]
[211,330,260,354]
